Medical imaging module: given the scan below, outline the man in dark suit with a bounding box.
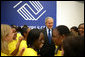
[39,17,55,56]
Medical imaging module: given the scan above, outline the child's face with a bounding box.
[78,24,84,36]
[5,29,14,43]
[52,29,63,46]
[34,32,44,49]
[11,28,17,40]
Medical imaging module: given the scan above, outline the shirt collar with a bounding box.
[46,27,52,31]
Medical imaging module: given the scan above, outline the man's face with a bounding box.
[45,18,54,29]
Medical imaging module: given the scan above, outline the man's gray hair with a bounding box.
[45,17,53,23]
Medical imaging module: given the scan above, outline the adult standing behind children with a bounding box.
[39,17,55,56]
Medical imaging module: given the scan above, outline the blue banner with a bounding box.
[1,1,56,29]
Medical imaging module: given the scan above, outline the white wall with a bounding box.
[57,1,84,29]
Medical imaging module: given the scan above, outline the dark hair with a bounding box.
[27,29,41,47]
[71,26,78,32]
[63,36,84,56]
[17,26,22,32]
[21,27,28,37]
[22,25,28,28]
[10,25,17,28]
[10,25,18,31]
[55,25,70,36]
[78,23,84,28]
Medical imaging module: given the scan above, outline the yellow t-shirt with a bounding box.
[8,33,22,54]
[22,48,37,56]
[1,52,8,56]
[8,40,17,54]
[55,45,63,56]
[56,50,63,56]
[19,40,27,51]
[16,33,22,42]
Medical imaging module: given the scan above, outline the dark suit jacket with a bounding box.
[39,27,55,56]
[41,27,54,44]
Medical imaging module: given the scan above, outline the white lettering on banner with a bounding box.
[13,1,46,21]
[28,26,45,29]
[20,26,45,29]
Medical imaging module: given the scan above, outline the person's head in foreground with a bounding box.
[27,29,44,51]
[52,25,70,46]
[78,23,84,36]
[1,24,14,55]
[63,35,84,56]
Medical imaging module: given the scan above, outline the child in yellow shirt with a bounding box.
[22,29,44,56]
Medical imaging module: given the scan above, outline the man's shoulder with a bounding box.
[40,27,46,32]
[42,27,46,30]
